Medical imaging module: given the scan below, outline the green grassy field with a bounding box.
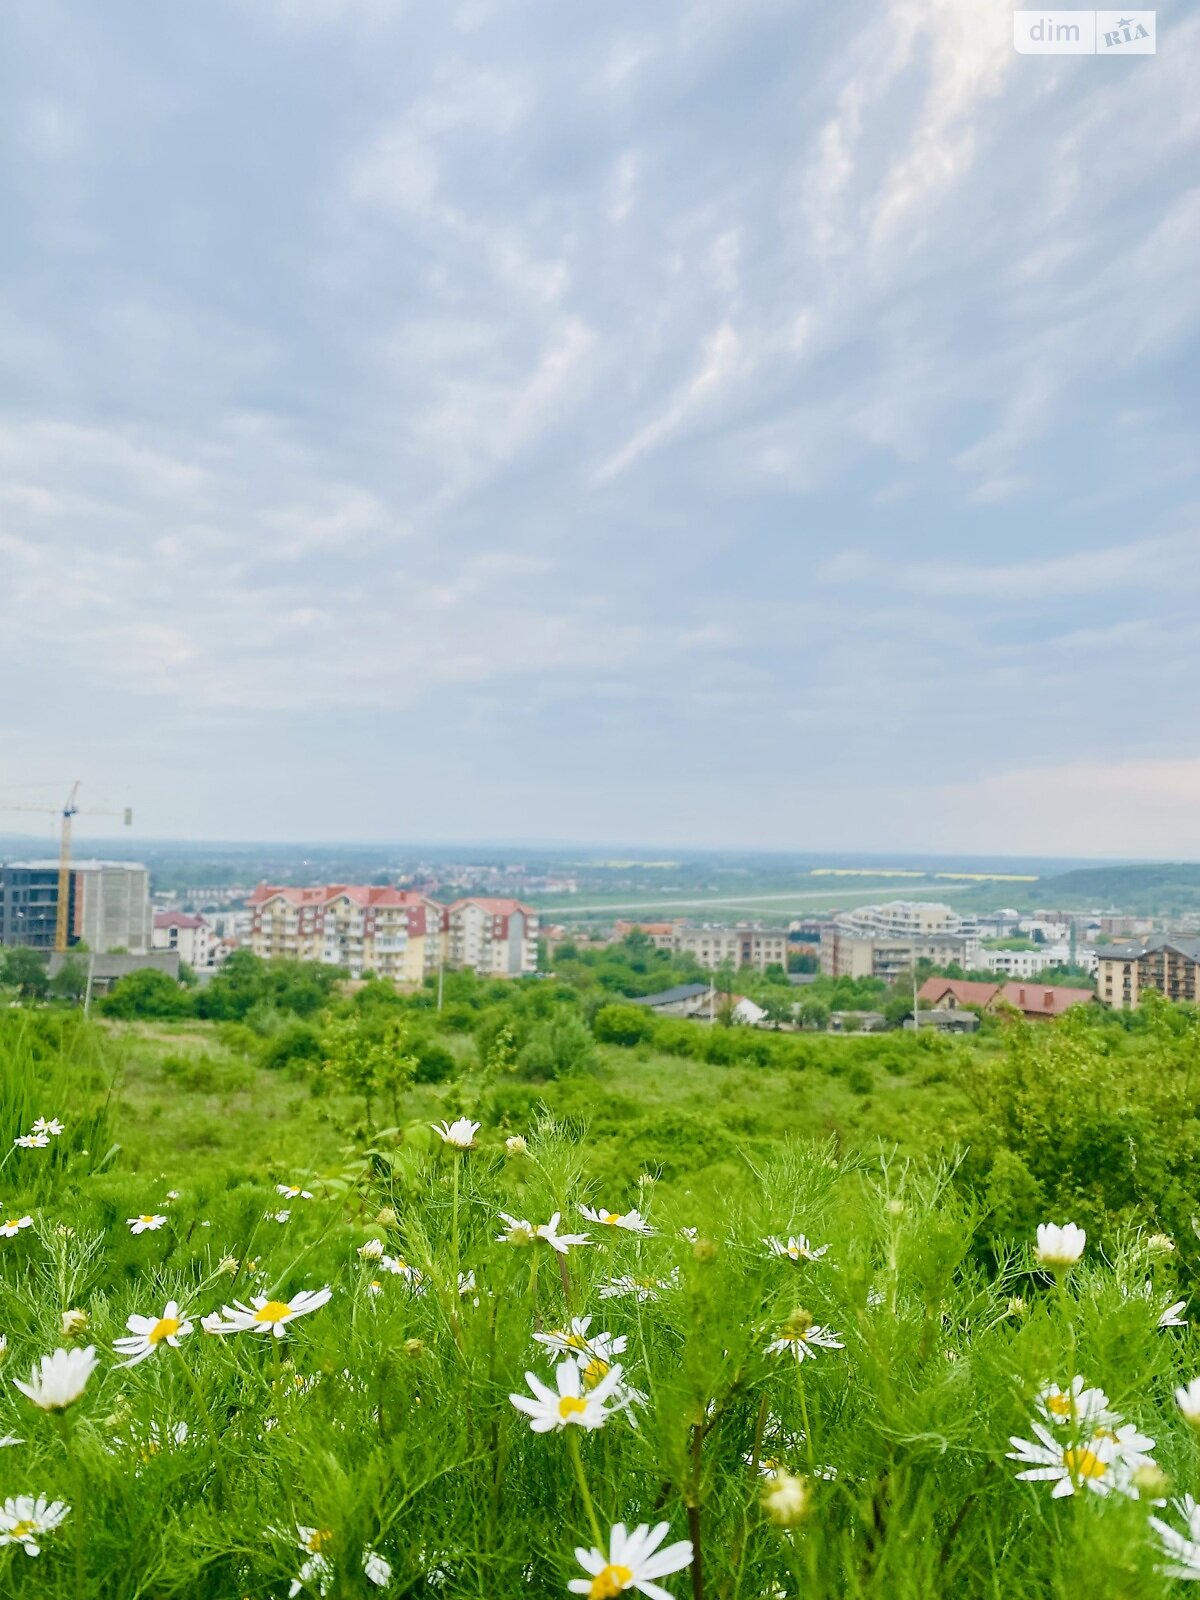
[1,1005,1199,1597]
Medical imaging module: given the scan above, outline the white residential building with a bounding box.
[153,911,217,969]
[831,901,981,966]
[447,898,538,976]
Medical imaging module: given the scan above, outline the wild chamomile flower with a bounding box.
[533,1317,627,1362]
[203,1287,332,1339]
[568,1521,693,1599]
[113,1300,194,1367]
[1148,1232,1177,1255]
[269,1211,291,1224]
[287,1526,390,1596]
[277,1184,314,1200]
[1178,1379,1200,1428]
[761,1469,812,1527]
[1035,1222,1086,1270]
[127,1214,167,1235]
[509,1358,624,1432]
[578,1205,657,1235]
[379,1255,425,1287]
[0,1495,70,1557]
[764,1310,844,1363]
[13,1347,98,1411]
[431,1118,480,1149]
[765,1235,829,1263]
[1034,1378,1116,1429]
[14,1134,48,1150]
[1007,1424,1132,1498]
[599,1273,677,1303]
[497,1211,590,1255]
[1160,1299,1188,1328]
[1150,1496,1200,1580]
[31,1118,64,1137]
[358,1239,384,1261]
[0,1216,32,1238]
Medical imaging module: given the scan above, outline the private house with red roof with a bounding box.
[918,976,1094,1021]
[246,884,448,983]
[152,910,216,969]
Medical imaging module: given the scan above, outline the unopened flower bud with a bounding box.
[404,1338,426,1359]
[692,1238,718,1264]
[61,1308,88,1339]
[1007,1296,1028,1319]
[375,1208,398,1228]
[218,1255,239,1275]
[887,1199,905,1216]
[1148,1233,1176,1255]
[358,1239,384,1260]
[505,1135,528,1157]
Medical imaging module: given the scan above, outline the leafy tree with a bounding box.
[48,956,89,1005]
[317,1014,416,1129]
[592,1003,657,1047]
[518,1013,597,1081]
[101,968,191,1020]
[2,947,50,1001]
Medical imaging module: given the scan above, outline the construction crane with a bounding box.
[0,783,133,951]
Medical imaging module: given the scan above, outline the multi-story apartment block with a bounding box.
[247,885,447,982]
[612,920,678,950]
[820,927,971,980]
[0,859,150,952]
[447,898,538,977]
[831,901,981,963]
[672,925,788,972]
[1096,936,1200,1010]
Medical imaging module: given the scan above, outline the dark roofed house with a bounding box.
[628,982,712,1017]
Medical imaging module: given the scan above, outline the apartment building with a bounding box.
[672,925,788,972]
[831,901,981,963]
[247,885,446,982]
[612,920,677,950]
[1096,936,1200,1010]
[447,898,538,977]
[0,859,150,952]
[979,944,1097,978]
[820,926,971,980]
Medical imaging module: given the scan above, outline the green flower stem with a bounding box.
[796,1366,817,1475]
[566,1427,604,1553]
[55,1410,85,1595]
[451,1152,461,1283]
[173,1345,232,1504]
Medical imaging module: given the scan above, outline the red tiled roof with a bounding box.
[154,911,206,929]
[450,897,532,915]
[248,883,444,913]
[1000,982,1094,1017]
[918,978,1001,1008]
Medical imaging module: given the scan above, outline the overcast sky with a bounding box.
[1,0,1198,855]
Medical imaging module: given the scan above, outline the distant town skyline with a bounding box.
[2,2,1198,855]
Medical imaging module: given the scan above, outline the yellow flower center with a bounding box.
[558,1395,589,1420]
[254,1300,294,1324]
[305,1528,333,1552]
[589,1564,634,1598]
[564,1331,587,1350]
[149,1316,181,1345]
[582,1357,610,1388]
[1064,1447,1107,1480]
[1046,1394,1073,1417]
[600,1211,621,1225]
[10,1520,35,1538]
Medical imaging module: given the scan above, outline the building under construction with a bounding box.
[0,859,151,952]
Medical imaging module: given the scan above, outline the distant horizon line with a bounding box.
[0,830,1177,868]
